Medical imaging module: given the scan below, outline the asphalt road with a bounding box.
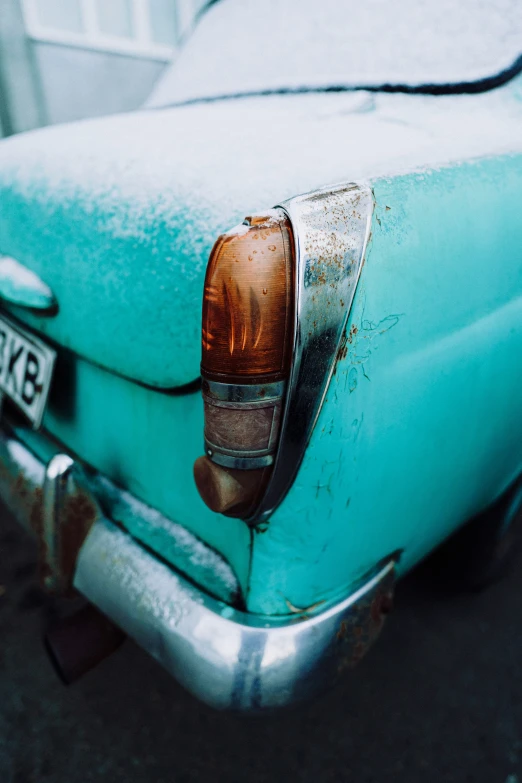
[1,507,521,783]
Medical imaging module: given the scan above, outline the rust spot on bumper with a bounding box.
[58,490,98,589]
[0,435,97,594]
[336,582,395,672]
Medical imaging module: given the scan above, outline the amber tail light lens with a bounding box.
[194,210,294,520]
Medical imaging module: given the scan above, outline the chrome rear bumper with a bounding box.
[0,425,395,711]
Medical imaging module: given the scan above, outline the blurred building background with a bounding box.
[0,0,206,136]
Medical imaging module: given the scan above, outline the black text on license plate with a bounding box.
[0,315,56,428]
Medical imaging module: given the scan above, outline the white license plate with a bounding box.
[0,314,56,428]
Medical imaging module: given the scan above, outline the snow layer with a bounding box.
[0,256,55,309]
[149,0,522,107]
[94,475,240,603]
[0,82,520,386]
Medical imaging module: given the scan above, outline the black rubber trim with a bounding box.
[152,52,522,111]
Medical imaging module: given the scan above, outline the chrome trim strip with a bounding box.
[205,443,274,470]
[204,379,286,403]
[205,439,274,460]
[250,183,374,523]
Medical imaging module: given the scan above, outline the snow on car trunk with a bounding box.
[0,84,520,388]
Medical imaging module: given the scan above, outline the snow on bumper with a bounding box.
[0,424,395,711]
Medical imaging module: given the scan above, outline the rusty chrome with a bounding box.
[76,526,395,711]
[0,431,45,535]
[248,183,374,523]
[0,425,240,602]
[0,423,394,711]
[41,454,99,593]
[42,454,75,590]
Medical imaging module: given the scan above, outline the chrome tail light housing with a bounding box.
[194,184,374,523]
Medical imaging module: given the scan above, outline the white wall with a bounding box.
[0,0,46,135]
[0,0,208,134]
[32,42,167,125]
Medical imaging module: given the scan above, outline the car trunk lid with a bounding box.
[0,117,229,389]
[0,86,520,389]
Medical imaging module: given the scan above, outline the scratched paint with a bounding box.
[248,153,522,615]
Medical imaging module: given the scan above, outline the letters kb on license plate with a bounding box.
[0,315,55,428]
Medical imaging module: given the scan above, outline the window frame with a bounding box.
[21,0,178,61]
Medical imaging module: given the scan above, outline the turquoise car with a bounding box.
[0,0,521,710]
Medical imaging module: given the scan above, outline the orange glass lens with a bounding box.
[202,210,294,382]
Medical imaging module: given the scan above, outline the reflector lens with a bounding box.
[196,210,295,520]
[202,210,294,382]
